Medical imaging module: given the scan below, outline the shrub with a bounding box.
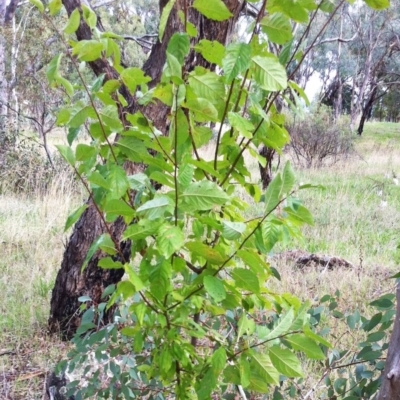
[287,106,354,168]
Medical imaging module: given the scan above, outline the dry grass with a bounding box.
[1,121,400,398]
[0,170,82,399]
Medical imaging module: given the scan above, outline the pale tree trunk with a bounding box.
[0,0,20,145]
[48,0,243,339]
[378,283,400,400]
[334,8,343,120]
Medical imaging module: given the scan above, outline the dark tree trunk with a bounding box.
[377,283,400,400]
[258,147,276,189]
[357,86,378,136]
[49,0,242,339]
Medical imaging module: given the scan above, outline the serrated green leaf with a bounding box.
[150,263,170,300]
[237,313,256,339]
[108,165,129,198]
[222,221,246,240]
[285,334,325,360]
[211,347,226,375]
[157,224,184,258]
[232,268,260,293]
[269,346,303,377]
[260,13,292,44]
[194,40,225,67]
[249,352,280,386]
[64,8,81,34]
[65,204,88,231]
[188,69,226,106]
[266,308,294,340]
[237,249,268,275]
[104,199,135,219]
[125,264,144,291]
[252,55,287,91]
[181,181,229,211]
[167,33,190,65]
[222,43,252,83]
[228,112,254,139]
[75,144,96,161]
[123,220,162,241]
[193,0,233,21]
[120,68,151,95]
[204,275,226,302]
[264,173,284,214]
[137,196,174,220]
[185,97,219,122]
[186,241,225,264]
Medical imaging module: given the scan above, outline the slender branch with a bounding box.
[173,90,179,226]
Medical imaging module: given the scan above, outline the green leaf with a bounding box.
[185,98,219,122]
[285,334,325,360]
[302,326,332,348]
[204,275,226,302]
[167,33,190,65]
[264,173,284,213]
[81,234,114,271]
[159,0,176,41]
[29,0,44,12]
[65,204,87,231]
[156,224,184,258]
[75,144,96,161]
[120,68,151,95]
[72,40,104,62]
[237,249,268,275]
[237,313,256,339]
[222,221,246,240]
[98,257,124,270]
[82,4,97,28]
[282,161,295,194]
[363,0,389,9]
[211,347,227,375]
[231,268,260,294]
[108,165,129,198]
[260,13,292,44]
[123,220,162,241]
[150,263,170,301]
[47,54,62,83]
[56,145,75,166]
[228,112,254,139]
[222,43,252,83]
[269,346,303,377]
[137,196,174,220]
[193,0,233,21]
[249,352,280,386]
[49,0,62,15]
[252,55,287,91]
[181,181,229,211]
[64,8,80,33]
[125,264,145,291]
[69,106,95,128]
[104,199,135,220]
[188,69,226,106]
[186,242,225,265]
[191,125,213,148]
[266,308,294,341]
[194,40,225,67]
[88,170,110,189]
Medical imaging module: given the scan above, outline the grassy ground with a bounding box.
[1,121,400,398]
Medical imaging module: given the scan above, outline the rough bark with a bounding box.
[377,283,400,400]
[357,85,378,136]
[49,0,242,339]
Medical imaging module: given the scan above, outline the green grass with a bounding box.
[1,122,400,398]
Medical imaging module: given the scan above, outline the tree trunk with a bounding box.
[357,85,378,135]
[377,283,400,400]
[49,0,242,339]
